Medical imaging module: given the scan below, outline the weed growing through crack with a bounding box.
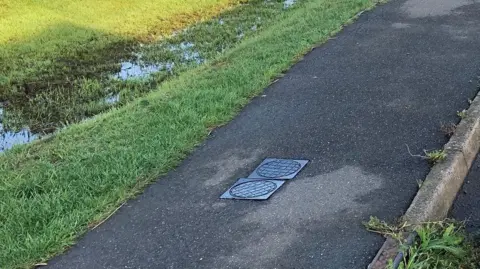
[363,216,408,240]
[416,179,423,189]
[365,217,479,269]
[457,110,467,119]
[405,145,447,165]
[390,221,479,269]
[425,150,447,165]
[440,122,456,138]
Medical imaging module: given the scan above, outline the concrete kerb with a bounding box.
[368,90,480,269]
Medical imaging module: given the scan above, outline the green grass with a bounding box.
[0,0,304,133]
[424,150,447,165]
[0,0,382,268]
[0,0,237,43]
[364,217,479,268]
[391,221,479,269]
[0,0,240,132]
[405,145,447,166]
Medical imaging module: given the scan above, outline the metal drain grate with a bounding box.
[256,159,301,178]
[230,180,277,198]
[248,158,308,180]
[220,178,285,200]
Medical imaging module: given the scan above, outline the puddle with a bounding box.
[0,127,38,153]
[115,62,163,80]
[0,108,38,153]
[116,42,203,80]
[169,42,204,64]
[182,51,203,64]
[164,62,175,72]
[283,0,296,9]
[104,93,120,104]
[178,42,195,50]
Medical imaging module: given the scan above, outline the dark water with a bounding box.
[263,0,297,9]
[115,62,164,80]
[115,42,203,80]
[0,108,38,153]
[283,0,297,9]
[104,93,120,104]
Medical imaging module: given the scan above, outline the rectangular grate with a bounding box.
[248,158,308,180]
[220,178,285,200]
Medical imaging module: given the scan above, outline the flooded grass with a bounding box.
[0,0,382,267]
[284,0,298,8]
[115,62,164,80]
[0,0,243,145]
[0,128,37,152]
[0,107,37,152]
[0,0,298,151]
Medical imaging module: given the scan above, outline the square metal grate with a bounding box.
[248,158,308,180]
[220,178,285,200]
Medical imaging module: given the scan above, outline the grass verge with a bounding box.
[393,221,478,269]
[0,0,241,133]
[364,217,479,268]
[0,0,302,134]
[0,0,381,268]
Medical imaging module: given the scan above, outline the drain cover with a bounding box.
[220,178,285,200]
[248,158,308,180]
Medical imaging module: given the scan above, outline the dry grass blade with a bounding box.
[92,202,126,230]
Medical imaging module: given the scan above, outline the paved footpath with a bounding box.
[47,0,480,268]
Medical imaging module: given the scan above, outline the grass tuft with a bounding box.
[363,216,408,240]
[406,144,447,165]
[457,110,467,119]
[391,221,479,269]
[424,150,447,165]
[365,217,480,269]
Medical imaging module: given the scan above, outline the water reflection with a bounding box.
[115,42,204,80]
[169,42,204,64]
[0,108,38,153]
[283,0,296,9]
[104,93,120,104]
[115,62,163,80]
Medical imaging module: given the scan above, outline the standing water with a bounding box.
[283,0,297,9]
[0,108,38,153]
[115,62,163,80]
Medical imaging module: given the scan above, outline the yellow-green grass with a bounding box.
[0,0,241,131]
[0,0,239,44]
[0,0,382,268]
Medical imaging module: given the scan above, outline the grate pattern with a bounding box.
[256,159,301,178]
[229,180,278,198]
